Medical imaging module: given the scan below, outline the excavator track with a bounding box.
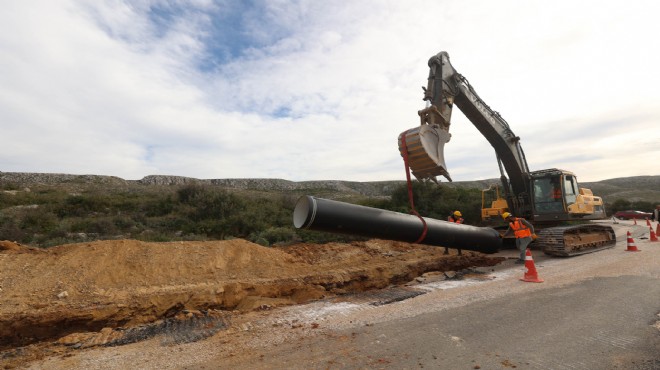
[536,224,616,257]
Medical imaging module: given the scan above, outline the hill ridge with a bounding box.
[1,172,658,202]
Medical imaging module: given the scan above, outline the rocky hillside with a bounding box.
[0,172,497,199]
[1,172,658,203]
[582,176,660,203]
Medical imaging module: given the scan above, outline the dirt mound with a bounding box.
[0,240,38,253]
[0,238,503,353]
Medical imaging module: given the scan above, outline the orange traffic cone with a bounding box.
[650,227,658,242]
[626,231,640,252]
[646,218,651,226]
[656,223,660,237]
[520,248,544,283]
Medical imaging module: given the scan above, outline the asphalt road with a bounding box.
[206,220,660,370]
[297,275,660,369]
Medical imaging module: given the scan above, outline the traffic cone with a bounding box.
[650,227,658,242]
[520,248,544,283]
[646,218,651,226]
[656,223,660,237]
[626,231,640,252]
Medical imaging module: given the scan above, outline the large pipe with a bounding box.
[293,196,502,254]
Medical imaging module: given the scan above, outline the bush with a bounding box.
[135,230,173,242]
[0,180,485,247]
[249,227,298,246]
[608,199,658,215]
[0,216,27,242]
[56,194,108,217]
[384,181,483,224]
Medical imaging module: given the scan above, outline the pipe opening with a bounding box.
[293,196,315,229]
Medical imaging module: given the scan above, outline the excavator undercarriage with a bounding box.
[535,224,616,257]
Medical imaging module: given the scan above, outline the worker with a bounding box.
[445,211,464,256]
[549,179,562,201]
[501,212,537,264]
[551,186,562,200]
[447,210,463,224]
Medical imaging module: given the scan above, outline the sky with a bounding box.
[1,0,659,183]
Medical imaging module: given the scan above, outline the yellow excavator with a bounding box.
[398,51,615,257]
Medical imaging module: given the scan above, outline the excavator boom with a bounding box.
[399,51,533,216]
[425,52,531,192]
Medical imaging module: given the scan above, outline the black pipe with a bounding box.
[293,196,502,254]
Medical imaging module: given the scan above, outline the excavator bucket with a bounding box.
[398,124,452,182]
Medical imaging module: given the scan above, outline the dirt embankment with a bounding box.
[0,238,503,361]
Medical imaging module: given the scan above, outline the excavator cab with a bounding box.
[530,169,607,221]
[531,171,566,217]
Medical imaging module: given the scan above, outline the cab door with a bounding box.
[532,175,565,214]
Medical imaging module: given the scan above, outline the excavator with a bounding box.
[398,51,615,257]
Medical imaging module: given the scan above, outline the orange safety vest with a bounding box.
[448,216,463,224]
[552,188,562,199]
[509,217,532,239]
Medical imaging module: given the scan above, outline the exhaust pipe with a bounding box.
[293,196,502,254]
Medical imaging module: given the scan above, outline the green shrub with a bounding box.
[0,180,488,247]
[249,227,298,246]
[254,237,269,247]
[20,209,59,233]
[608,199,658,215]
[0,216,27,242]
[383,181,482,224]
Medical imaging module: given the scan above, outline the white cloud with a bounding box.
[0,0,658,183]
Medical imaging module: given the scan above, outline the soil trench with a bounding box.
[0,238,503,352]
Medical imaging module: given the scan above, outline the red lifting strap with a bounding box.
[399,130,428,244]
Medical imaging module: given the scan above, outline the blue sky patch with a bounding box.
[197,1,294,71]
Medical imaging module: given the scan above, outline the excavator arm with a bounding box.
[399,51,533,216]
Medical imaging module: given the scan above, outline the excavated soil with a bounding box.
[0,238,503,367]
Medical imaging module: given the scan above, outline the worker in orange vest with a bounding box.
[551,187,562,200]
[502,212,537,264]
[549,178,562,201]
[445,211,464,256]
[447,210,464,224]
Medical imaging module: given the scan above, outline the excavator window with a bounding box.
[532,176,565,213]
[563,175,578,206]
